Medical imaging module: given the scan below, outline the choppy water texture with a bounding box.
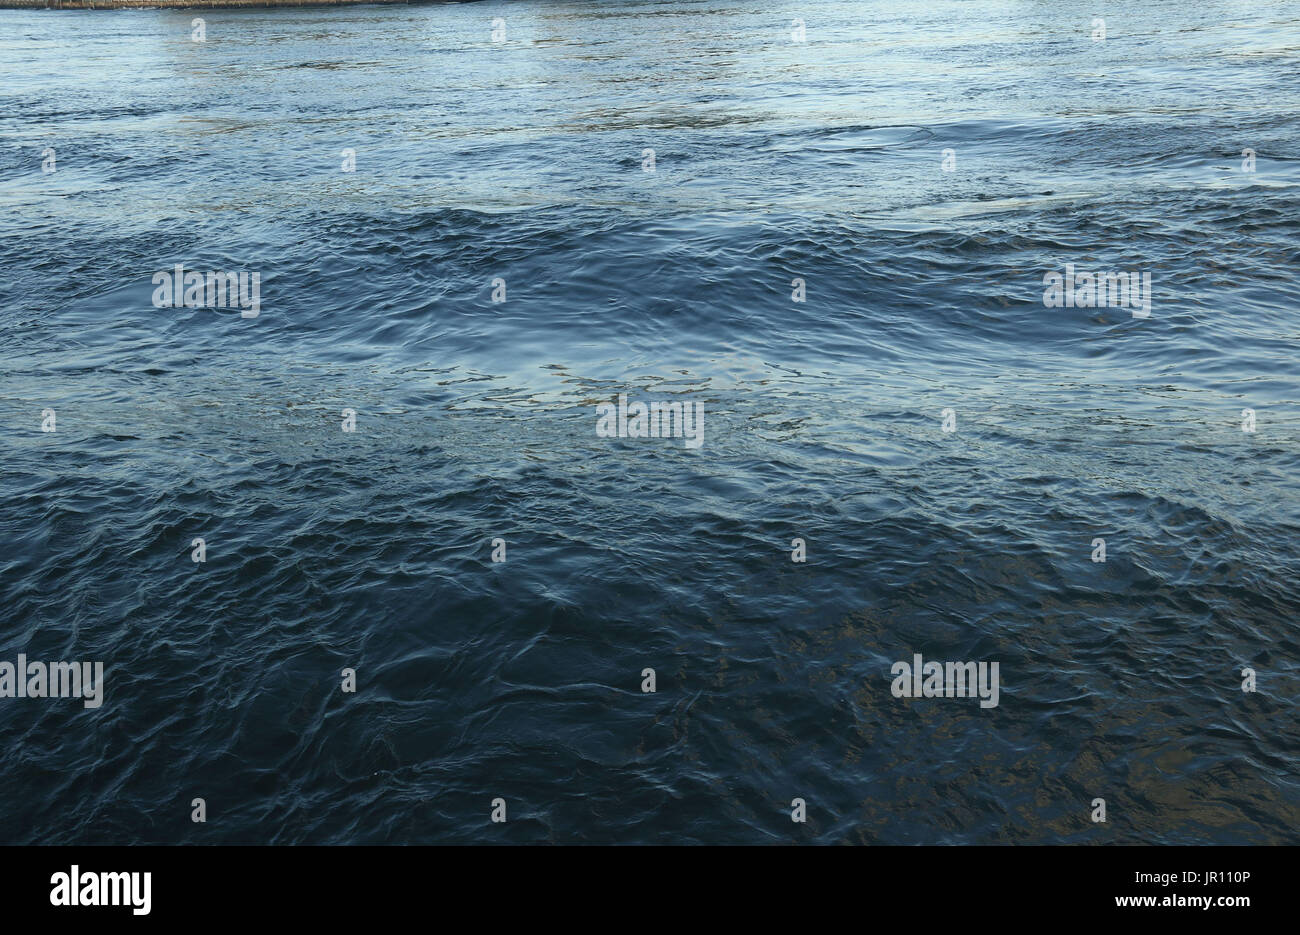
[1,0,1299,844]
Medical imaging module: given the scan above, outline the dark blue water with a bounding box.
[1,0,1298,844]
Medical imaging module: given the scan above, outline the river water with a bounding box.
[1,0,1298,843]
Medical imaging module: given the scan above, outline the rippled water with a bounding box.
[1,0,1298,844]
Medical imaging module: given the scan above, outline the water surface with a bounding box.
[1,0,1298,843]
